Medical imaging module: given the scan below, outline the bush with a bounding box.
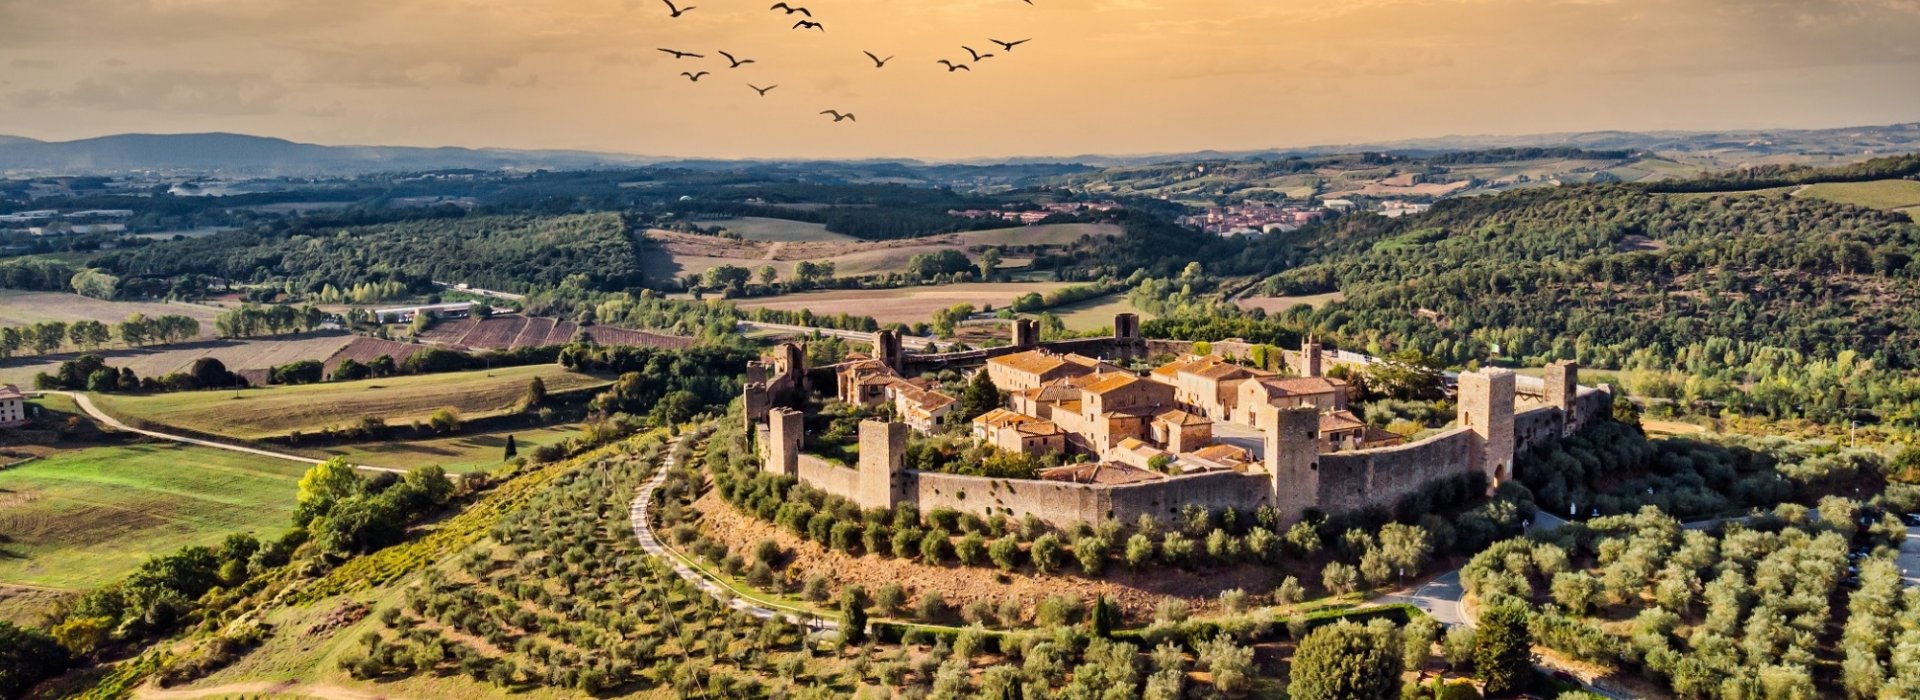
[989,536,1022,572]
[1074,536,1108,576]
[1289,621,1402,700]
[1031,534,1064,574]
[955,532,986,565]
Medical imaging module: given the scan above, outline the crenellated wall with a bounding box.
[1316,428,1476,514]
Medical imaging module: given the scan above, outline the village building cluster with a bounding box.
[1177,201,1329,236]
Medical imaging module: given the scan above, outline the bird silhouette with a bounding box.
[820,110,856,122]
[963,46,995,62]
[769,2,811,16]
[863,51,894,68]
[990,38,1031,52]
[749,83,778,96]
[658,48,704,59]
[793,19,824,31]
[660,0,695,17]
[937,60,971,72]
[719,51,755,68]
[681,71,710,82]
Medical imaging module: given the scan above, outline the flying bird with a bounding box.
[820,110,856,122]
[990,38,1031,52]
[962,46,995,62]
[937,60,971,72]
[660,0,695,17]
[863,51,893,68]
[793,19,825,31]
[749,83,778,96]
[681,71,710,82]
[769,2,812,16]
[719,51,755,68]
[658,48,704,59]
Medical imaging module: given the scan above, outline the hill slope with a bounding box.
[0,132,662,176]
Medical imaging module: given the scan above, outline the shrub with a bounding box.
[989,536,1022,572]
[1031,534,1064,574]
[955,532,987,565]
[1074,536,1109,576]
[916,591,949,622]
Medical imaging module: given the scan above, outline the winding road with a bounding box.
[628,435,838,633]
[31,390,402,474]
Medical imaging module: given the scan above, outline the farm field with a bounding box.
[733,282,1073,325]
[415,315,692,352]
[0,291,222,332]
[0,443,305,591]
[1791,179,1920,211]
[0,332,356,388]
[705,216,853,242]
[319,423,579,473]
[90,364,609,441]
[1049,294,1155,331]
[1235,291,1347,313]
[643,222,1119,281]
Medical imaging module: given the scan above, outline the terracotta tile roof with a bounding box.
[1194,362,1253,380]
[1189,443,1251,463]
[1015,420,1064,437]
[1154,409,1211,427]
[0,384,21,401]
[1319,410,1369,433]
[1040,462,1164,485]
[1363,427,1407,445]
[1081,372,1145,395]
[1151,355,1209,378]
[973,408,1025,427]
[1255,375,1345,397]
[989,350,1087,377]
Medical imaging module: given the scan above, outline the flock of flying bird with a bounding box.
[653,0,1036,123]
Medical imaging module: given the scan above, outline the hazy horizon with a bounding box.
[3,0,1919,160]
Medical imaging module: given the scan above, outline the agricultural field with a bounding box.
[318,423,580,474]
[415,315,692,352]
[705,216,853,242]
[1235,291,1347,314]
[1791,179,1920,211]
[0,442,305,591]
[734,281,1074,325]
[0,332,356,387]
[0,291,222,332]
[1049,293,1155,332]
[643,222,1119,281]
[90,364,610,441]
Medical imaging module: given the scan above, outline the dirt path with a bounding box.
[33,390,402,475]
[629,435,839,632]
[136,680,395,700]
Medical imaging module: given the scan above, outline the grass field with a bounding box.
[0,291,222,333]
[733,282,1073,325]
[91,364,609,441]
[1236,292,1347,314]
[1792,180,1920,211]
[319,424,579,473]
[0,443,305,591]
[706,216,853,242]
[0,332,357,388]
[1049,294,1155,332]
[643,223,1120,281]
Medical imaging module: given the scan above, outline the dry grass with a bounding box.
[643,223,1120,281]
[0,333,358,387]
[90,364,608,440]
[1050,294,1154,331]
[0,291,222,332]
[1236,292,1347,313]
[733,282,1073,325]
[704,217,853,242]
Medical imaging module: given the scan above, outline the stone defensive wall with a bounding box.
[751,317,1613,528]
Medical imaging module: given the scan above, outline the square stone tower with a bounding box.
[873,330,904,372]
[1457,368,1516,490]
[1262,404,1324,523]
[1114,313,1140,341]
[1545,360,1579,434]
[1012,318,1040,348]
[857,420,910,510]
[766,407,803,476]
[1296,336,1324,378]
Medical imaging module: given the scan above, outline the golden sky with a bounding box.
[1,0,1917,159]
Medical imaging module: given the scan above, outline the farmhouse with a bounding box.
[0,384,27,428]
[746,314,1612,528]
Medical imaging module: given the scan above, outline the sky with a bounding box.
[1,0,1917,159]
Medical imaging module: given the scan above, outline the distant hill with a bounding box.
[0,135,43,146]
[0,132,665,177]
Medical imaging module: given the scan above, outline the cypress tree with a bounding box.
[503,434,518,460]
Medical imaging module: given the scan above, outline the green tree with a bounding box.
[1290,620,1403,700]
[1474,604,1533,695]
[503,434,518,460]
[840,588,868,646]
[1089,595,1118,638]
[0,621,73,697]
[957,369,1002,421]
[295,457,364,526]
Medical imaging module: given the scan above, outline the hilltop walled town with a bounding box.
[744,313,1612,528]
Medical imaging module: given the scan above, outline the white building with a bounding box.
[0,385,27,428]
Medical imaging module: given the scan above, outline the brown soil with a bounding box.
[691,490,1285,625]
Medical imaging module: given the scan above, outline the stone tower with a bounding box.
[1545,360,1579,435]
[856,420,910,510]
[1262,405,1324,524]
[766,407,803,476]
[1457,368,1516,491]
[1114,313,1140,342]
[873,330,903,372]
[1012,318,1040,348]
[1297,336,1324,378]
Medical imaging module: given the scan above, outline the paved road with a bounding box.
[737,321,937,351]
[629,436,839,633]
[33,390,402,475]
[1901,527,1920,587]
[1375,570,1469,627]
